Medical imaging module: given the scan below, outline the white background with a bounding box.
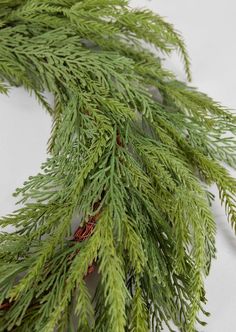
[0,1,236,331]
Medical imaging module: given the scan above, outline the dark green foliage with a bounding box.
[0,1,235,331]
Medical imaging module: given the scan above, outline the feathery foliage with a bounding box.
[0,1,235,331]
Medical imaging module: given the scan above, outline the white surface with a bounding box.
[0,1,236,331]
[0,89,51,230]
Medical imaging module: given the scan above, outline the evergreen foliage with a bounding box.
[0,1,235,331]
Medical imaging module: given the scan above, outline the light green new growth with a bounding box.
[0,1,235,331]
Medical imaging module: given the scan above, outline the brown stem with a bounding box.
[0,300,11,310]
[72,199,103,276]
